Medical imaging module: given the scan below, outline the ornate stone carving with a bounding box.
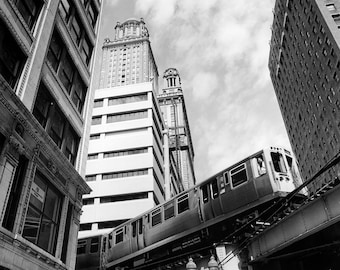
[8,135,25,155]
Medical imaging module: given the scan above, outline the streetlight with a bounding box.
[186,255,219,270]
[186,258,197,270]
[207,256,219,270]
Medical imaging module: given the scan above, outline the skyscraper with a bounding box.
[269,0,340,191]
[79,19,166,238]
[0,0,101,269]
[158,68,196,191]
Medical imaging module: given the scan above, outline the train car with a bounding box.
[76,232,108,270]
[106,146,303,269]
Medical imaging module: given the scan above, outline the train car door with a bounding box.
[200,182,214,221]
[131,218,144,252]
[210,177,223,217]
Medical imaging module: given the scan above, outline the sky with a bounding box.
[96,0,291,182]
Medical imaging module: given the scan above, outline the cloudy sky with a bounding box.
[97,0,291,182]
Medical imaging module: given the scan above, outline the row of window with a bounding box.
[59,0,94,66]
[89,127,148,140]
[83,192,149,206]
[93,93,148,108]
[85,168,148,182]
[92,110,148,125]
[0,147,72,261]
[33,83,79,165]
[0,19,26,88]
[78,219,128,234]
[87,147,148,160]
[47,30,87,114]
[113,193,189,244]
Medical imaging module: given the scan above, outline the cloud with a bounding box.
[106,0,120,7]
[192,72,218,100]
[131,0,291,181]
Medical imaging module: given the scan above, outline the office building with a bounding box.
[0,0,101,269]
[158,68,196,192]
[79,19,166,238]
[269,0,340,191]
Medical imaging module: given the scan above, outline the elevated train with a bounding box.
[76,146,303,270]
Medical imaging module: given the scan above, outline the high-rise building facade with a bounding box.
[269,0,340,191]
[158,68,196,191]
[99,18,158,90]
[0,0,101,269]
[79,19,166,238]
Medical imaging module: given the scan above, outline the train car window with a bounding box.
[286,155,293,168]
[138,218,143,234]
[271,152,287,173]
[164,201,175,220]
[211,179,219,199]
[90,237,99,253]
[230,163,248,188]
[108,233,112,249]
[218,175,226,194]
[201,185,209,203]
[132,221,137,237]
[102,236,107,253]
[151,208,162,226]
[178,193,189,213]
[252,154,267,177]
[77,240,86,254]
[115,228,124,244]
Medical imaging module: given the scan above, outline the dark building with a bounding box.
[0,0,101,269]
[269,0,340,191]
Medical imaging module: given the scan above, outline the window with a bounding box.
[33,83,80,165]
[13,0,44,30]
[98,219,127,229]
[211,179,219,199]
[102,169,148,180]
[85,175,96,181]
[77,240,86,254]
[2,156,28,231]
[218,175,226,194]
[79,223,92,231]
[164,201,175,220]
[90,134,100,140]
[178,193,189,214]
[82,198,94,205]
[100,192,148,204]
[59,0,71,21]
[90,237,99,253]
[70,14,82,45]
[230,164,248,188]
[87,154,98,160]
[108,93,147,106]
[103,148,147,158]
[0,19,27,88]
[22,172,62,254]
[80,36,93,65]
[107,110,148,123]
[201,185,209,203]
[91,116,102,125]
[151,208,162,226]
[47,30,87,113]
[86,0,98,28]
[271,152,287,173]
[252,155,267,177]
[115,228,124,244]
[94,99,103,108]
